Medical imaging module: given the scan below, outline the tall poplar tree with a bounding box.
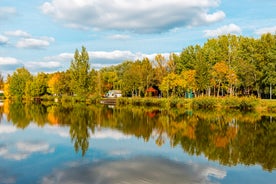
[69,46,91,98]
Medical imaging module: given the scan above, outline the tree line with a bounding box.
[0,33,276,100]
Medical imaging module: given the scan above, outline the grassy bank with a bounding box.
[5,94,276,113]
[117,96,276,112]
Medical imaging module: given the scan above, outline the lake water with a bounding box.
[0,101,275,184]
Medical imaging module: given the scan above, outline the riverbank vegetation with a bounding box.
[0,33,276,102]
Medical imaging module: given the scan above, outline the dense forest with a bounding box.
[0,33,276,100]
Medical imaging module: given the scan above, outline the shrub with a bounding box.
[191,96,218,109]
[222,96,241,108]
[239,96,260,110]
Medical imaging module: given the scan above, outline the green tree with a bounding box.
[27,72,48,97]
[69,46,91,98]
[178,46,197,72]
[263,45,276,99]
[194,45,211,96]
[9,67,32,99]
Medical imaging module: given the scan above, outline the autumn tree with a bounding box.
[180,70,197,95]
[153,54,168,87]
[159,73,180,97]
[48,72,71,95]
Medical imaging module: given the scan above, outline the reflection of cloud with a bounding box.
[42,157,226,184]
[0,168,16,184]
[0,141,54,161]
[0,125,17,134]
[44,125,70,138]
[16,142,54,153]
[109,150,131,156]
[91,129,131,140]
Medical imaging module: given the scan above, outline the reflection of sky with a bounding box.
[41,157,226,184]
[0,114,276,184]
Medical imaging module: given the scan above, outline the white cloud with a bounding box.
[26,61,61,69]
[0,7,16,20]
[255,26,276,35]
[90,50,135,60]
[41,0,225,33]
[108,34,130,40]
[0,57,19,65]
[0,35,9,45]
[44,53,74,62]
[4,30,31,37]
[16,37,54,49]
[204,24,242,37]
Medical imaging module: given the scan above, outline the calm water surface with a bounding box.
[0,101,275,184]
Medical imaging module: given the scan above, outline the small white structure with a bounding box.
[105,90,122,98]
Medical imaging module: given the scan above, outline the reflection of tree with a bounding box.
[2,101,276,171]
[0,104,3,122]
[8,102,32,128]
[69,104,91,156]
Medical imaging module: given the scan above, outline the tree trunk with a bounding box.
[217,82,221,97]
[270,83,272,99]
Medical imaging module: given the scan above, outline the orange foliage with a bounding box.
[47,112,59,125]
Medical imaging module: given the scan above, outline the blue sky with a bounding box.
[0,0,276,77]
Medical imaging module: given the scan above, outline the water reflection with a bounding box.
[0,100,275,171]
[42,157,226,184]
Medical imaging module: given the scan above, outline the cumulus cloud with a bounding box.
[255,26,276,35]
[2,30,55,49]
[1,50,171,76]
[41,0,225,33]
[0,57,20,65]
[43,50,171,70]
[22,61,63,74]
[16,37,55,49]
[204,23,242,37]
[0,35,9,45]
[4,30,31,37]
